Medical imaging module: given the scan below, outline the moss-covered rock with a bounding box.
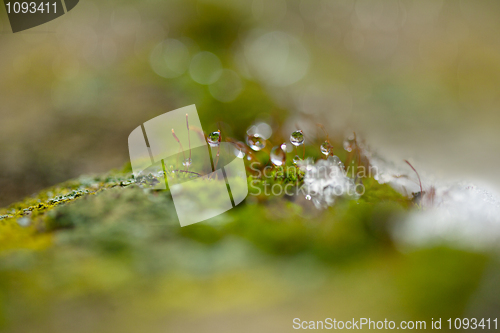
[0,162,493,332]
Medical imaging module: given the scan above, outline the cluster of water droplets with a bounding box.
[204,124,500,246]
[241,125,363,206]
[297,155,359,209]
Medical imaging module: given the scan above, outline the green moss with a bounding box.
[0,160,491,331]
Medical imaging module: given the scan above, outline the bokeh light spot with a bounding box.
[150,39,190,79]
[244,31,309,87]
[209,69,243,103]
[189,51,223,85]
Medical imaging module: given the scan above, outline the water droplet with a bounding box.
[293,155,301,164]
[320,141,332,155]
[207,131,221,147]
[189,51,222,85]
[182,158,192,167]
[290,130,305,146]
[329,155,344,168]
[305,194,312,200]
[246,134,266,151]
[233,142,246,158]
[234,150,245,159]
[270,144,286,166]
[343,135,355,152]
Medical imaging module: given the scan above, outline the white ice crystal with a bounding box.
[356,141,500,249]
[297,156,359,209]
[364,145,500,249]
[394,183,500,250]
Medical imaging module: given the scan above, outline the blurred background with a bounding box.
[1,1,500,332]
[2,0,500,206]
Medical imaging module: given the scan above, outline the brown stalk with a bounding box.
[172,129,186,170]
[404,159,423,195]
[186,114,191,171]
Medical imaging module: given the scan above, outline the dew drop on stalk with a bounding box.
[330,155,344,168]
[305,194,311,200]
[207,131,221,147]
[343,137,355,152]
[233,141,246,158]
[329,155,345,171]
[320,141,332,156]
[293,155,301,164]
[290,130,305,146]
[182,158,192,167]
[234,150,245,158]
[270,144,286,166]
[246,134,266,151]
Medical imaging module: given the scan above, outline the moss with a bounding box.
[0,153,412,257]
[0,159,491,331]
